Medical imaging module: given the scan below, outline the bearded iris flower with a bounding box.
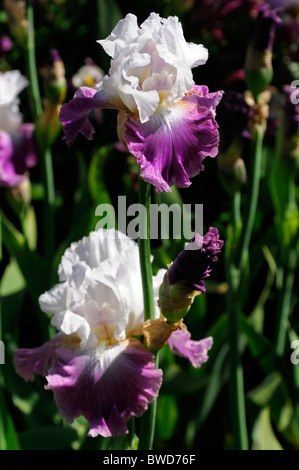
[59,13,223,192]
[14,229,213,438]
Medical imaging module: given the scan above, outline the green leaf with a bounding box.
[247,372,282,407]
[22,206,38,251]
[252,407,283,450]
[196,343,229,427]
[1,211,46,301]
[156,394,178,440]
[0,257,26,297]
[250,245,277,333]
[88,145,114,206]
[239,314,276,372]
[0,385,21,450]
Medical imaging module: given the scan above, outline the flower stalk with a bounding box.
[25,2,42,120]
[138,178,156,322]
[137,177,158,450]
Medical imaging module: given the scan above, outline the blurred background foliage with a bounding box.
[0,0,299,450]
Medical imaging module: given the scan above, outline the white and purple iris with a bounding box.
[14,229,213,438]
[59,13,223,192]
[0,70,36,187]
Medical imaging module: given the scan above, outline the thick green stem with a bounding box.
[137,179,158,450]
[138,179,156,322]
[42,147,55,280]
[26,3,42,120]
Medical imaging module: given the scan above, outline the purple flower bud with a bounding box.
[168,227,224,294]
[49,48,62,65]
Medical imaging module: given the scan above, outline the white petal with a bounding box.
[51,309,97,349]
[97,13,139,59]
[0,70,28,105]
[39,282,82,314]
[59,229,136,271]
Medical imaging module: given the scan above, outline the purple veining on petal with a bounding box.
[123,95,221,192]
[46,339,162,438]
[167,329,213,369]
[168,227,224,293]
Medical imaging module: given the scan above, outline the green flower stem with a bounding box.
[26,2,55,282]
[137,178,158,450]
[42,147,56,280]
[26,2,42,120]
[231,190,242,245]
[137,178,156,322]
